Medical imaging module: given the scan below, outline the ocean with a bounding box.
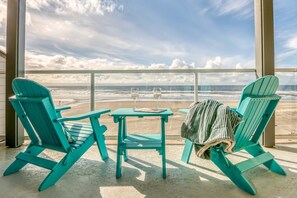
[48,85,297,104]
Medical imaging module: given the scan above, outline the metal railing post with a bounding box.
[91,72,95,111]
[194,72,198,102]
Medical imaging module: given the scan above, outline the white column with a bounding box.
[254,0,275,147]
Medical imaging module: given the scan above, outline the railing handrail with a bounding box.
[25,68,256,74]
[275,68,297,72]
[25,68,297,74]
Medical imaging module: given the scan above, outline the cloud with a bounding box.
[286,35,297,49]
[25,14,168,60]
[25,51,135,70]
[0,0,6,28]
[1,0,256,70]
[223,56,254,68]
[0,45,5,53]
[274,35,297,66]
[0,0,123,29]
[208,0,254,19]
[26,0,50,10]
[27,0,123,16]
[148,63,166,69]
[124,65,146,70]
[0,0,34,27]
[169,59,195,69]
[203,56,254,69]
[276,50,297,64]
[204,56,222,69]
[26,12,33,26]
[25,51,197,71]
[23,51,257,86]
[235,63,244,69]
[1,0,258,73]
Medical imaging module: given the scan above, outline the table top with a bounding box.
[110,108,173,117]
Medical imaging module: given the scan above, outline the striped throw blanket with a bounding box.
[181,99,242,159]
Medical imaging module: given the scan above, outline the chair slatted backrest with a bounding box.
[11,78,70,152]
[234,76,280,151]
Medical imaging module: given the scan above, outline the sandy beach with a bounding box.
[59,100,297,138]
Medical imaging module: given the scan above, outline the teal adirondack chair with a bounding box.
[181,75,286,195]
[3,78,110,191]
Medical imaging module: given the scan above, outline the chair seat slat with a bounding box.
[64,121,92,128]
[66,128,93,135]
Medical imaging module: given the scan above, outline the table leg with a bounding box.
[123,117,129,162]
[116,117,123,178]
[161,118,166,179]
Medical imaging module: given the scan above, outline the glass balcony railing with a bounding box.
[0,55,5,138]
[24,68,297,140]
[0,72,4,138]
[276,70,297,138]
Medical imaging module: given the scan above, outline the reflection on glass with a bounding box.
[131,88,139,109]
[153,87,162,110]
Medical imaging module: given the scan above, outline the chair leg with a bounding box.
[95,134,109,161]
[245,144,286,176]
[39,163,70,191]
[39,135,96,191]
[39,151,83,191]
[3,145,44,176]
[91,121,109,161]
[211,149,256,195]
[181,139,193,163]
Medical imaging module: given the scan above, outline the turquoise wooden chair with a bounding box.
[3,78,110,191]
[181,76,286,195]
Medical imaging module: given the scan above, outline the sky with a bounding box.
[0,0,296,84]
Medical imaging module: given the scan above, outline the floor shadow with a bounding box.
[274,145,297,153]
[108,146,226,180]
[276,141,297,144]
[2,145,296,198]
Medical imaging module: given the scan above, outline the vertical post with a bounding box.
[90,73,95,111]
[194,72,198,102]
[5,0,26,147]
[254,0,275,147]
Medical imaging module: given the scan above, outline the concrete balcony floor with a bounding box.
[0,140,296,198]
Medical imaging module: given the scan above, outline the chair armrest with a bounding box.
[56,106,71,113]
[55,109,110,122]
[230,107,243,118]
[230,107,237,112]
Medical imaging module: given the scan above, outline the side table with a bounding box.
[110,108,173,179]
